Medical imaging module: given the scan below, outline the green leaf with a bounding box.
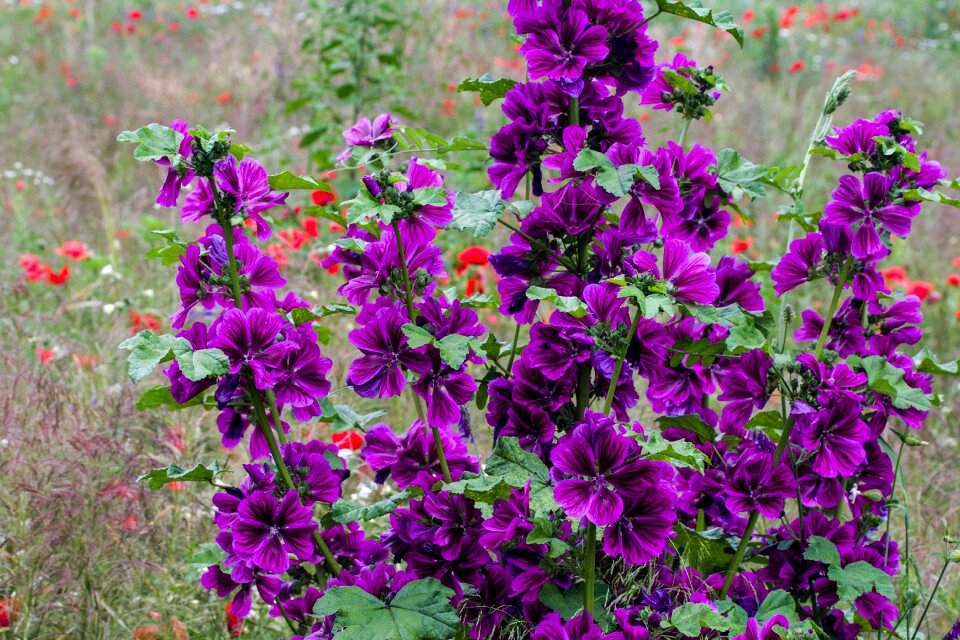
[595,163,640,198]
[803,535,842,566]
[138,461,225,490]
[329,487,423,524]
[174,347,230,382]
[319,400,386,430]
[448,190,506,238]
[755,590,798,625]
[655,0,744,46]
[117,123,184,164]
[437,334,483,369]
[640,430,709,473]
[525,286,589,318]
[401,324,436,349]
[672,525,737,576]
[135,385,204,411]
[573,148,614,173]
[442,473,514,506]
[662,68,699,94]
[656,414,716,442]
[745,411,783,440]
[539,581,608,620]
[118,330,190,384]
[913,348,960,376]
[830,561,895,602]
[526,517,571,558]
[267,171,331,191]
[456,73,519,106]
[412,187,450,208]
[485,437,556,515]
[290,303,357,326]
[187,542,227,580]
[902,187,960,209]
[664,602,732,636]
[713,149,768,200]
[315,578,459,640]
[849,355,934,411]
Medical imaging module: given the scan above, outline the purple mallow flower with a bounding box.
[823,172,917,259]
[338,113,396,162]
[552,412,664,526]
[208,307,298,391]
[231,490,317,575]
[214,156,289,240]
[347,307,429,398]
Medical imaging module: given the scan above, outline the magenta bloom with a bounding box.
[602,484,677,565]
[725,453,795,518]
[795,398,870,478]
[531,612,609,640]
[519,7,610,85]
[209,308,298,390]
[823,173,917,259]
[732,615,791,640]
[409,350,478,428]
[232,490,317,575]
[214,156,289,240]
[771,232,824,296]
[390,159,455,246]
[361,421,478,491]
[338,113,396,162]
[824,118,889,157]
[632,239,719,305]
[271,329,332,422]
[156,119,194,207]
[281,440,344,505]
[717,350,773,429]
[347,307,429,398]
[551,412,663,526]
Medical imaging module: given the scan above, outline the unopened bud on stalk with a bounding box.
[860,489,884,503]
[905,434,928,447]
[949,550,960,564]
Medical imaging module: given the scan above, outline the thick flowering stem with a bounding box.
[265,390,289,446]
[601,306,643,416]
[216,189,341,578]
[569,96,580,128]
[813,257,852,362]
[910,556,951,640]
[390,220,452,484]
[583,522,597,616]
[677,117,692,150]
[506,322,522,375]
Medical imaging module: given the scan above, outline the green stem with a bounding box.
[883,439,905,566]
[569,96,580,127]
[506,322,522,375]
[719,511,759,598]
[601,307,643,415]
[583,522,597,616]
[215,186,341,578]
[910,557,950,640]
[677,118,692,149]
[266,390,288,446]
[813,258,852,362]
[390,221,451,484]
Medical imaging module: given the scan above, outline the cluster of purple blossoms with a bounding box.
[123,0,958,636]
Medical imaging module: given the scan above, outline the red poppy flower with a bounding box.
[73,354,97,369]
[311,190,336,206]
[45,264,70,285]
[466,275,483,296]
[225,601,243,639]
[264,245,289,270]
[185,6,200,19]
[128,9,143,20]
[906,280,934,301]
[789,60,805,73]
[36,347,54,366]
[730,238,753,254]
[947,274,960,287]
[15,179,25,190]
[301,216,320,238]
[458,246,490,266]
[217,91,232,105]
[332,430,363,450]
[56,240,92,261]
